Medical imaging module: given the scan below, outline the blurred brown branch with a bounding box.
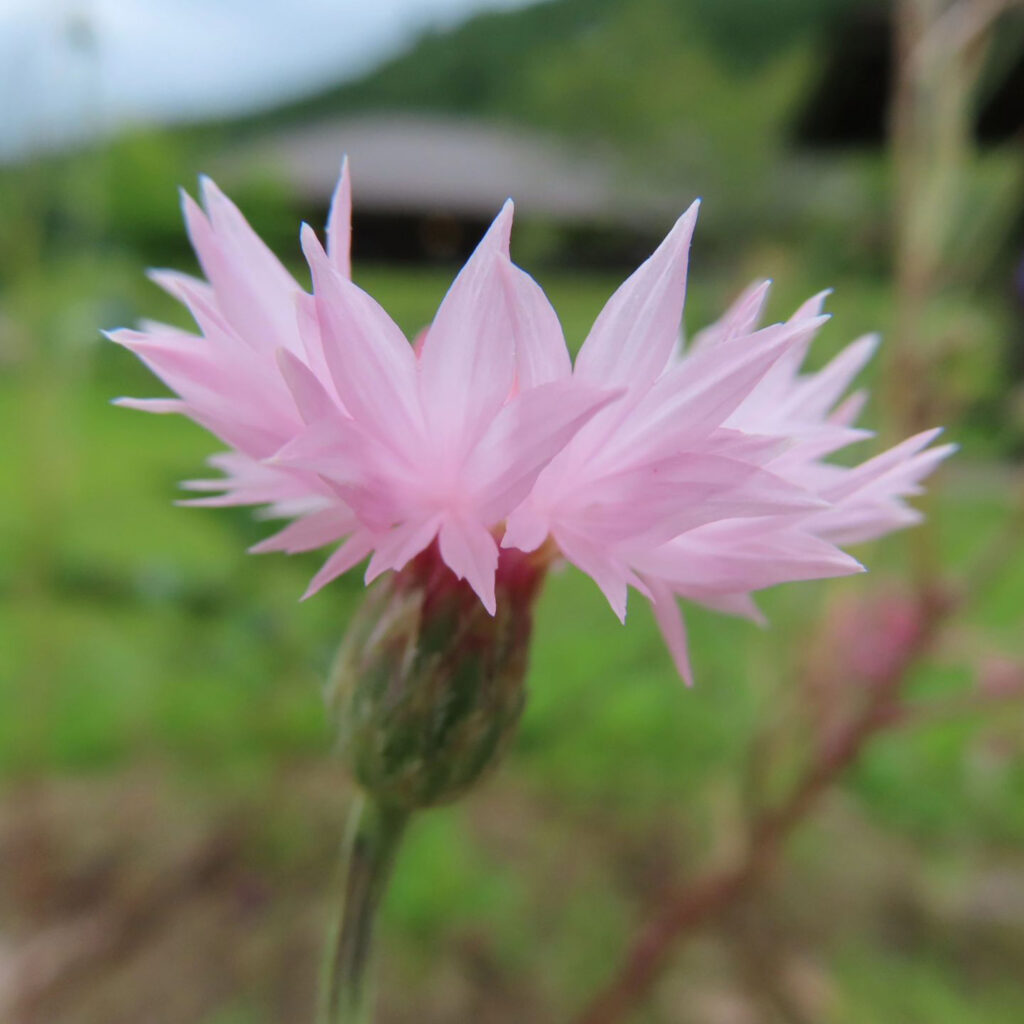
[574,463,1024,1024]
[574,586,953,1024]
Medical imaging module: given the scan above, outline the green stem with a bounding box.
[318,793,408,1024]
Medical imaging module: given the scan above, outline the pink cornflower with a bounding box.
[503,212,953,683]
[112,169,950,684]
[691,280,955,547]
[111,163,615,613]
[108,168,356,519]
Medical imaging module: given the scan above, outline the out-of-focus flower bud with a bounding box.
[327,543,548,810]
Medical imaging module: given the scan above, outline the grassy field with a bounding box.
[2,259,1024,1022]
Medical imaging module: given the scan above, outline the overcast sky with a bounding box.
[0,0,537,158]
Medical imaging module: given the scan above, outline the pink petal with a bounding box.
[756,291,834,386]
[250,505,355,554]
[303,531,376,599]
[417,203,517,458]
[688,278,771,353]
[294,292,338,400]
[276,348,339,424]
[638,525,864,596]
[113,397,187,415]
[609,315,828,464]
[553,527,649,623]
[830,389,869,427]
[302,224,422,450]
[498,257,572,388]
[146,269,226,333]
[467,379,622,523]
[645,577,694,686]
[810,502,925,546]
[566,453,825,550]
[501,501,551,554]
[786,334,879,421]
[697,592,766,625]
[107,328,299,456]
[326,157,352,279]
[790,289,832,320]
[438,517,499,614]
[183,180,302,355]
[364,517,442,584]
[574,201,699,392]
[822,429,948,502]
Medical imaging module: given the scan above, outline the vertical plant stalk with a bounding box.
[319,794,409,1024]
[888,0,1013,589]
[317,546,544,1023]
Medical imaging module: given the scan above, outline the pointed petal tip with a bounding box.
[197,173,222,205]
[300,221,328,265]
[145,267,187,294]
[672,199,701,235]
[179,185,207,221]
[791,288,835,320]
[363,560,387,587]
[302,561,341,600]
[481,199,515,251]
[913,425,947,450]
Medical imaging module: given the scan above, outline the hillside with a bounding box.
[213,0,859,193]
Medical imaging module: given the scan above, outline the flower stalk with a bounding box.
[319,793,408,1024]
[317,542,549,1022]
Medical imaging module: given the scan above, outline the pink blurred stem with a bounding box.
[574,591,951,1024]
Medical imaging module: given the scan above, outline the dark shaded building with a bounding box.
[223,114,683,266]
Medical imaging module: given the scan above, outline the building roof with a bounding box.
[226,113,677,225]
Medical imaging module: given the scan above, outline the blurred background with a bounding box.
[1,0,1024,1021]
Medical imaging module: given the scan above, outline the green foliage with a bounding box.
[255,0,816,219]
[2,253,1023,1017]
[689,0,859,69]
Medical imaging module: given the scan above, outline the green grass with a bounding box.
[2,262,1023,1022]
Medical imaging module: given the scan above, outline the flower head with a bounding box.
[111,173,951,686]
[111,163,614,613]
[503,209,953,683]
